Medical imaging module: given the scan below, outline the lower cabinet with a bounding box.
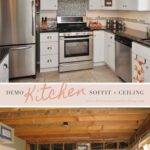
[40,32,58,72]
[104,32,115,72]
[0,54,9,82]
[132,42,150,82]
[93,30,105,66]
[40,54,58,69]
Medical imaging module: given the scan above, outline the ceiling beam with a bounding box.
[129,114,150,145]
[0,114,147,126]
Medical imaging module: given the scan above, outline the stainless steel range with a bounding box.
[57,16,93,72]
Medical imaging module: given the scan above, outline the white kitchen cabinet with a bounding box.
[40,32,58,72]
[117,0,137,10]
[93,31,105,66]
[117,0,150,11]
[40,55,58,69]
[40,0,58,10]
[89,0,102,10]
[132,42,150,82]
[104,32,115,72]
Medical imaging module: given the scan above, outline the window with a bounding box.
[38,144,50,150]
[119,142,128,149]
[51,144,63,150]
[64,144,76,150]
[105,142,117,149]
[30,144,37,150]
[91,143,103,150]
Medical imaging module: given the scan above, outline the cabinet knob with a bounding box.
[146,66,149,69]
[3,64,8,70]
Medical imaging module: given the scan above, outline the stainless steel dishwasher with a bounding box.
[115,35,132,82]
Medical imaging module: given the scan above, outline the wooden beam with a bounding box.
[130,114,150,145]
[0,114,147,126]
[0,108,149,118]
[23,133,131,144]
[8,120,142,128]
[15,126,135,137]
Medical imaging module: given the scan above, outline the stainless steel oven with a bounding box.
[59,32,93,72]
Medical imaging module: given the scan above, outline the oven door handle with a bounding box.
[64,37,90,41]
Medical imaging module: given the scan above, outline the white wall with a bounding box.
[117,11,150,32]
[0,145,16,150]
[2,136,26,150]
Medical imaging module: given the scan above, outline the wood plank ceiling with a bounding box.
[0,108,150,144]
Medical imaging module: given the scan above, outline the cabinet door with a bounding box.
[93,31,105,64]
[132,53,150,82]
[144,60,150,82]
[108,43,115,71]
[117,0,124,10]
[104,32,115,71]
[40,0,58,10]
[89,0,102,10]
[117,0,137,10]
[126,0,137,10]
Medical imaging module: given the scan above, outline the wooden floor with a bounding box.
[10,66,122,83]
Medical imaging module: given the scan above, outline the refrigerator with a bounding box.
[0,0,36,79]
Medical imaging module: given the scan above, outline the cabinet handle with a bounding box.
[47,47,52,50]
[47,59,52,63]
[47,36,52,39]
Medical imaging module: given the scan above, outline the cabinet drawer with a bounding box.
[40,33,58,42]
[40,42,58,55]
[40,55,58,68]
[108,34,115,43]
[106,32,115,43]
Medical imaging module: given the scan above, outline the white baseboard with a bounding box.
[93,62,105,66]
[40,67,58,73]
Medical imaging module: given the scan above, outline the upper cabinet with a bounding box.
[89,0,103,10]
[117,0,150,11]
[117,0,138,11]
[40,0,58,10]
[89,0,150,11]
